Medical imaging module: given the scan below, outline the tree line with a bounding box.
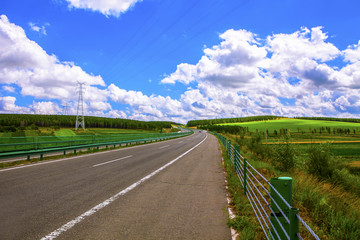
[295,117,360,123]
[187,115,281,127]
[0,114,173,131]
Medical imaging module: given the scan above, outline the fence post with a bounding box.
[289,208,299,240]
[243,158,247,195]
[227,140,231,158]
[235,144,240,158]
[270,177,299,240]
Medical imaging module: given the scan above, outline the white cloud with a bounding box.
[28,22,48,35]
[107,110,127,119]
[0,96,30,113]
[162,29,267,88]
[30,101,61,115]
[343,40,360,63]
[65,0,142,17]
[161,26,360,120]
[1,15,360,122]
[2,85,15,92]
[0,15,108,115]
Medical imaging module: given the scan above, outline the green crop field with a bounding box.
[219,118,360,133]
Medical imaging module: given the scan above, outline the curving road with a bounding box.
[0,130,231,240]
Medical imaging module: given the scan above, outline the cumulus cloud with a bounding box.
[161,26,360,120]
[30,101,61,115]
[1,14,360,122]
[162,29,267,88]
[108,84,187,121]
[0,96,30,113]
[0,15,109,114]
[65,0,142,17]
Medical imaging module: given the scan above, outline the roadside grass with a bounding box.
[217,132,360,240]
[54,129,76,136]
[220,143,262,239]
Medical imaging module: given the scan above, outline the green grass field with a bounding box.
[220,118,360,133]
[0,128,168,152]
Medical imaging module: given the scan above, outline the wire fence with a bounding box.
[212,132,320,240]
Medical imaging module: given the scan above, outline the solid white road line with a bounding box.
[158,145,170,149]
[92,155,133,167]
[40,134,208,240]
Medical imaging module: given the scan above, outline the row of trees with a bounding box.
[296,117,360,123]
[200,124,358,136]
[187,115,281,127]
[0,114,173,131]
[199,124,250,135]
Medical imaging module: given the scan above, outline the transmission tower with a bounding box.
[75,82,85,130]
[62,102,70,115]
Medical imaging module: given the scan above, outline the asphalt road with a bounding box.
[0,130,231,240]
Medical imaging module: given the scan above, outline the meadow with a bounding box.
[201,117,360,239]
[0,127,178,153]
[0,127,159,138]
[219,118,360,134]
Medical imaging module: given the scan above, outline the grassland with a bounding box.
[219,118,360,133]
[210,118,360,239]
[0,127,159,138]
[0,127,178,153]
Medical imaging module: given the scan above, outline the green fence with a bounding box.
[211,132,320,240]
[0,132,189,152]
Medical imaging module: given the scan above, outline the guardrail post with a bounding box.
[74,149,77,155]
[27,155,30,161]
[40,154,43,160]
[270,177,298,240]
[243,158,247,195]
[63,150,66,155]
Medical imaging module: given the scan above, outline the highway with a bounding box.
[0,130,231,240]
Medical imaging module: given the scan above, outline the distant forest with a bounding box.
[187,116,281,127]
[0,114,173,131]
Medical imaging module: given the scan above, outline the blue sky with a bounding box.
[1,0,360,123]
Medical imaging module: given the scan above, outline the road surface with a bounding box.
[0,130,231,240]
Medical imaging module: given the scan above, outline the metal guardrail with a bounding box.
[0,130,193,160]
[0,132,188,152]
[211,132,320,240]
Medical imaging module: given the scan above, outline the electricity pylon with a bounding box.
[75,82,85,130]
[62,102,70,115]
